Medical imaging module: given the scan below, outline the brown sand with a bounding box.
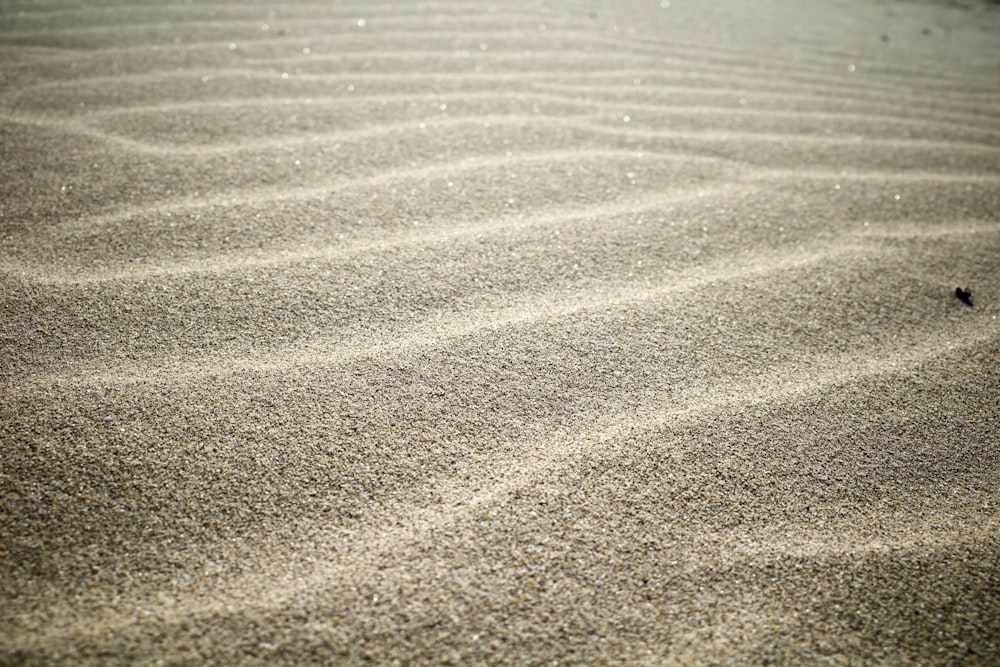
[2,0,999,664]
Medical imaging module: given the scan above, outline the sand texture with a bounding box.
[2,0,1000,664]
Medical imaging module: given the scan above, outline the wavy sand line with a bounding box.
[0,11,563,45]
[9,19,995,93]
[531,82,1000,129]
[574,119,1000,153]
[7,106,996,169]
[1,1,540,22]
[8,39,991,93]
[13,61,994,121]
[0,111,598,156]
[622,35,1000,90]
[4,29,607,61]
[76,89,1000,134]
[3,183,748,282]
[8,216,995,393]
[13,52,997,107]
[9,191,998,287]
[6,327,994,648]
[3,240,893,391]
[14,161,993,251]
[78,96,1000,148]
[1,13,552,37]
[11,70,998,130]
[32,148,734,231]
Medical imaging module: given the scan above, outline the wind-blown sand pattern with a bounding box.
[2,0,999,663]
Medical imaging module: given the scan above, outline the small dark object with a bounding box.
[955,287,973,306]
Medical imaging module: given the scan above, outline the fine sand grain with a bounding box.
[2,0,999,664]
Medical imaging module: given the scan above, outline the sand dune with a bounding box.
[2,0,999,664]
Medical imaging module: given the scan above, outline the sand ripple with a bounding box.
[2,0,999,664]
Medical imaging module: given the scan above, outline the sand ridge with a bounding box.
[2,0,999,664]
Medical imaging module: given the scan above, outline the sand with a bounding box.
[2,0,999,664]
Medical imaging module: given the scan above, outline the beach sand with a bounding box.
[2,0,999,663]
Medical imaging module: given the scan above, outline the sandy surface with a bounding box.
[2,0,999,664]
